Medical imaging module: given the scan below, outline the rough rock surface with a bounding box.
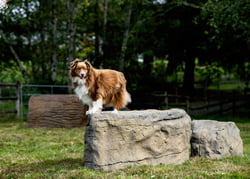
[84,109,192,171]
[28,95,87,128]
[191,120,243,159]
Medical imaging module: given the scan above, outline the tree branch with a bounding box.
[0,30,28,82]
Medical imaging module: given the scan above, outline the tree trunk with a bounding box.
[183,52,195,95]
[143,50,153,79]
[119,2,133,71]
[103,0,108,43]
[101,0,108,67]
[67,0,77,89]
[67,0,77,62]
[39,26,47,81]
[51,0,57,83]
[94,0,101,67]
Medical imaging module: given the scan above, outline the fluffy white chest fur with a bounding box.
[73,77,103,114]
[73,77,92,105]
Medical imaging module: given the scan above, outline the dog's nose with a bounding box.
[80,73,84,78]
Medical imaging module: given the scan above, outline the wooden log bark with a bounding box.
[28,95,87,128]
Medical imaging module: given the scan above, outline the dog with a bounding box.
[70,59,131,114]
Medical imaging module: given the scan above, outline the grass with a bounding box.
[0,114,250,179]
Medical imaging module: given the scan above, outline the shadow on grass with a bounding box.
[1,158,85,177]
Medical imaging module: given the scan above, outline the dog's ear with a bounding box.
[70,59,79,70]
[84,60,92,71]
[70,59,80,77]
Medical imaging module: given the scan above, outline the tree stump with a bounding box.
[28,95,87,128]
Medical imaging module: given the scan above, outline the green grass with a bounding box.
[208,83,244,91]
[0,116,250,179]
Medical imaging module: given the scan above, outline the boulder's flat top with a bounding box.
[91,108,187,121]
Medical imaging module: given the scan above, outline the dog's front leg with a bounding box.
[86,104,93,115]
[91,98,103,114]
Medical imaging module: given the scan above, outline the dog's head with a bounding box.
[70,59,92,79]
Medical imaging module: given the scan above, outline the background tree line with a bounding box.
[0,0,249,95]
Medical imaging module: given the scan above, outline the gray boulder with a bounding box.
[191,120,243,159]
[84,109,192,171]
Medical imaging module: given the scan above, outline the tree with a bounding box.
[1,0,249,91]
[67,0,77,67]
[0,30,29,82]
[51,0,57,83]
[0,0,83,84]
[200,0,250,79]
[119,1,133,71]
[127,0,203,93]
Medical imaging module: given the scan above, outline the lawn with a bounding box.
[0,114,250,179]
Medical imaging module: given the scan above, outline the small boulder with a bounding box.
[191,120,243,159]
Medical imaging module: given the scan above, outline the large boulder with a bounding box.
[84,109,192,171]
[28,95,87,128]
[191,120,243,159]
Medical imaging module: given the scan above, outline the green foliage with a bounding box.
[151,60,168,83]
[0,60,25,83]
[201,0,250,47]
[0,0,249,89]
[195,62,224,84]
[199,0,250,72]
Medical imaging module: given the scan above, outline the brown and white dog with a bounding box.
[70,59,131,114]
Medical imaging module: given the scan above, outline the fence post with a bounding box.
[164,91,168,109]
[232,90,236,116]
[204,89,208,116]
[19,84,23,120]
[15,81,20,118]
[186,96,190,113]
[219,91,223,116]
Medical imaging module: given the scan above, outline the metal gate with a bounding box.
[20,84,72,120]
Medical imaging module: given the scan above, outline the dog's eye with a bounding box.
[76,67,81,71]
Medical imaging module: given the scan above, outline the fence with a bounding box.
[188,90,245,116]
[0,81,20,117]
[1,81,249,120]
[152,91,190,112]
[132,87,247,116]
[20,84,72,120]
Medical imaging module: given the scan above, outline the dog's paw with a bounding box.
[111,109,118,114]
[91,105,102,114]
[91,108,102,114]
[86,110,90,115]
[86,109,93,115]
[86,108,102,115]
